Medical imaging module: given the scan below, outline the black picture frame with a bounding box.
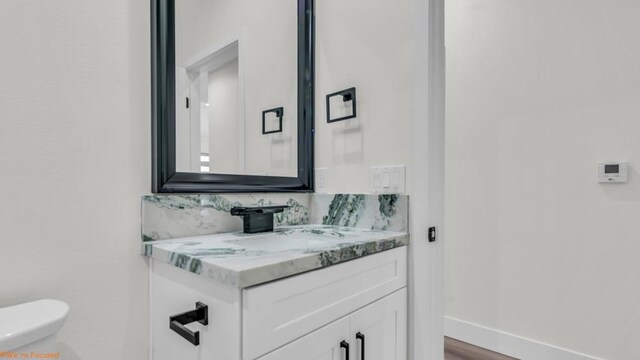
[151,0,315,193]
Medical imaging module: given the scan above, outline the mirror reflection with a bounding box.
[174,0,298,177]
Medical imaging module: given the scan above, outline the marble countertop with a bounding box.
[142,225,409,288]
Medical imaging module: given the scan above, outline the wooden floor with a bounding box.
[444,337,518,360]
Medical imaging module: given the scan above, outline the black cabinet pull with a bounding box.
[356,332,365,359]
[169,302,208,346]
[340,340,350,360]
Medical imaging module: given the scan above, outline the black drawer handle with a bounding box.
[169,302,208,346]
[340,340,350,360]
[356,332,365,359]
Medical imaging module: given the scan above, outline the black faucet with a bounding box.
[230,205,290,233]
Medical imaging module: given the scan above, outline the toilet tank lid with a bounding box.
[0,299,69,351]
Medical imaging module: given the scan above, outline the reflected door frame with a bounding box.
[175,31,247,173]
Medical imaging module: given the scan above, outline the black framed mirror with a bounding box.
[151,0,314,193]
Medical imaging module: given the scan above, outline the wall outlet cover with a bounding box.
[371,165,406,194]
[315,168,328,193]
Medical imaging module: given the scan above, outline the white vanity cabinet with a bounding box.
[258,289,407,360]
[150,246,407,360]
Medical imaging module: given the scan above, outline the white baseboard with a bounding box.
[445,317,604,360]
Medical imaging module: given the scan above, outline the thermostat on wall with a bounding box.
[597,163,628,183]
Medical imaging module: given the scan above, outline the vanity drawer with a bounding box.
[150,260,242,360]
[242,246,407,360]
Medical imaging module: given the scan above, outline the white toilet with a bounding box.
[0,299,69,353]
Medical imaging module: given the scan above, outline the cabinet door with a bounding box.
[257,317,351,360]
[349,289,407,360]
[151,260,242,360]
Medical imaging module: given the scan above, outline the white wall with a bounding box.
[315,0,416,194]
[0,1,149,359]
[446,1,640,359]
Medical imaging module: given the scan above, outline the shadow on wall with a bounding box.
[331,107,365,164]
[270,135,293,169]
[58,343,81,360]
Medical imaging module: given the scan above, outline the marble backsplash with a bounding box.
[142,193,408,241]
[310,194,408,232]
[142,194,310,241]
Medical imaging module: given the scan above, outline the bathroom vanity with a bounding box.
[146,0,410,356]
[144,225,408,360]
[146,0,420,356]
